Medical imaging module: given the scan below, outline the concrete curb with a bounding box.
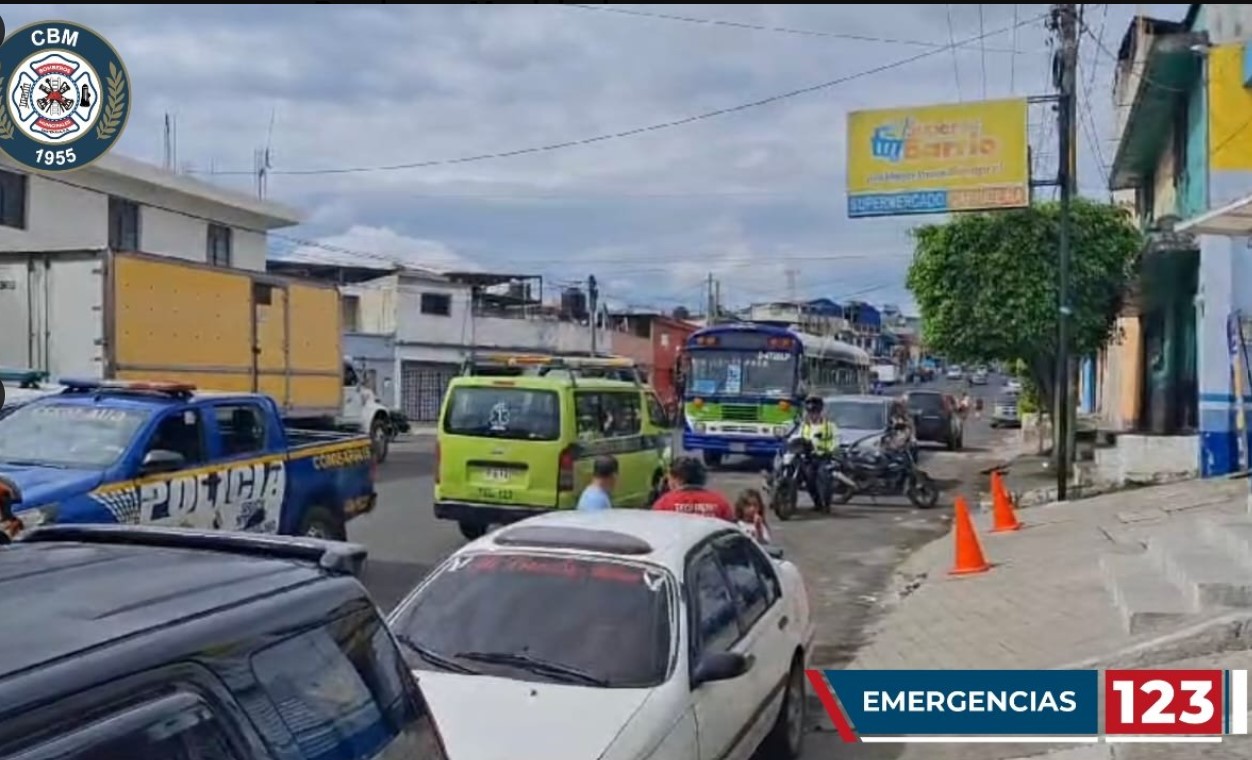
[976,473,1202,513]
[1058,609,1252,671]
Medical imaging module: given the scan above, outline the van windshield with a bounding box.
[443,387,560,441]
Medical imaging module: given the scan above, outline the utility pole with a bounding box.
[1052,3,1079,500]
[706,272,716,325]
[587,275,599,355]
[714,280,722,324]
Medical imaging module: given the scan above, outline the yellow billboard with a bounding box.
[846,98,1030,218]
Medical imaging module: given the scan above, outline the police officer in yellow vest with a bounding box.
[798,395,837,510]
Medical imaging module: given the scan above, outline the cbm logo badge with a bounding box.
[0,21,130,172]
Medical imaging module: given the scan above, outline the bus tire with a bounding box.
[702,451,724,469]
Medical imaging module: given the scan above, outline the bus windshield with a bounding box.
[687,349,796,397]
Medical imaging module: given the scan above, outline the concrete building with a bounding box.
[271,254,616,423]
[843,301,883,354]
[1097,4,1252,478]
[743,299,851,338]
[0,153,300,270]
[607,312,698,408]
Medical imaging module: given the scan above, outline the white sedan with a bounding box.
[387,509,815,760]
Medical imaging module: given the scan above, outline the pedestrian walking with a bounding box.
[652,456,735,522]
[576,455,618,511]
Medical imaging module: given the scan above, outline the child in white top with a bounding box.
[734,488,771,544]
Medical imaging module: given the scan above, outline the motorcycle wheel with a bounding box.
[830,478,855,505]
[771,479,798,521]
[906,472,940,509]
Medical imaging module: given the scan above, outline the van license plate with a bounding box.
[485,468,512,482]
[730,443,746,453]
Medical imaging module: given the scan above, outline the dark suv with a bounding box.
[906,390,963,450]
[0,524,451,760]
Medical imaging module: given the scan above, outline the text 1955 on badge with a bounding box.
[0,21,131,172]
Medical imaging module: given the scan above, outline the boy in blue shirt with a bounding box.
[577,455,619,511]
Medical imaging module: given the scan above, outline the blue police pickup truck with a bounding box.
[0,379,377,541]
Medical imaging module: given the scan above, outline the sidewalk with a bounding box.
[813,478,1252,760]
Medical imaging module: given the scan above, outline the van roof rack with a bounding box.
[17,525,368,576]
[0,367,49,389]
[461,353,644,385]
[58,379,197,400]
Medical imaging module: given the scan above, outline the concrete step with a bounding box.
[1147,525,1252,609]
[1198,516,1252,570]
[1100,552,1194,635]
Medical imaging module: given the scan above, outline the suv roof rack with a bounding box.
[0,367,49,389]
[461,353,644,385]
[58,379,197,401]
[17,525,368,576]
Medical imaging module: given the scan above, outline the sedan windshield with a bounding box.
[688,349,796,397]
[0,403,150,468]
[828,400,887,431]
[390,552,673,688]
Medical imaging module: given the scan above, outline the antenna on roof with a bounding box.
[255,108,277,200]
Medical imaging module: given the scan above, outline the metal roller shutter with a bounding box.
[401,361,459,422]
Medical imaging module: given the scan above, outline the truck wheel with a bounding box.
[459,521,487,540]
[702,451,724,469]
[370,415,390,464]
[299,506,346,541]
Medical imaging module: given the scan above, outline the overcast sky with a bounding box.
[7,4,1188,313]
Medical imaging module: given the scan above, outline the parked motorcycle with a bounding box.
[763,433,832,521]
[827,430,940,509]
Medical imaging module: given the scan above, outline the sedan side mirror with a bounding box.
[692,651,752,688]
[141,449,186,475]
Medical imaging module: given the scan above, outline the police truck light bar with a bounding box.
[59,379,197,396]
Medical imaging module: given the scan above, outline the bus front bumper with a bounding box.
[682,432,781,457]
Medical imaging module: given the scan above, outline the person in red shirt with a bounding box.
[651,456,735,522]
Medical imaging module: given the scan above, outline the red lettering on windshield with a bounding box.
[465,554,646,584]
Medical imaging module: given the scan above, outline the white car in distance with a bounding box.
[388,510,815,760]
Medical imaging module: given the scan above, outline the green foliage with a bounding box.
[906,199,1141,407]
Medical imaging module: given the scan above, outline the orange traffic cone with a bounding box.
[990,470,1022,533]
[950,496,991,576]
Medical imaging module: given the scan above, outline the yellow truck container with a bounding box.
[0,249,343,416]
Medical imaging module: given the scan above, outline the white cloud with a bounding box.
[277,226,481,274]
[1,3,1189,311]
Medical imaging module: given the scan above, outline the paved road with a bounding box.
[348,377,1015,757]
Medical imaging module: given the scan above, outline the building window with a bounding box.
[342,293,360,332]
[420,292,452,317]
[207,223,232,267]
[0,169,26,229]
[108,196,140,251]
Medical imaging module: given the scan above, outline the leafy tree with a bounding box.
[906,199,1141,410]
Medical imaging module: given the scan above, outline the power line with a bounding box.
[562,3,1029,53]
[193,12,1046,178]
[946,5,963,100]
[978,4,989,99]
[1010,4,1020,93]
[1079,15,1185,95]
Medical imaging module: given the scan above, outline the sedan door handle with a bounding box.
[778,615,789,630]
